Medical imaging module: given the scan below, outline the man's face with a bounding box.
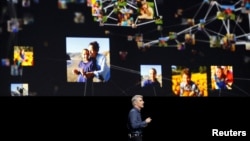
[149,69,156,80]
[135,97,144,109]
[88,45,98,58]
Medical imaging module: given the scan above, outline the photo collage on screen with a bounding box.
[87,0,162,27]
[3,0,40,96]
[6,0,36,33]
[58,0,86,24]
[65,0,244,96]
[8,46,34,96]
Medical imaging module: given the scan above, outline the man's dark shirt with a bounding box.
[127,107,147,134]
[143,80,161,88]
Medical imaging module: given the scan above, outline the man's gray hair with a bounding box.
[131,95,143,106]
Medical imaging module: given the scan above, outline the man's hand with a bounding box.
[145,117,152,123]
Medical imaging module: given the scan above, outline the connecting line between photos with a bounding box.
[232,77,250,96]
[109,80,129,96]
[231,78,250,96]
[110,64,140,96]
[110,65,142,96]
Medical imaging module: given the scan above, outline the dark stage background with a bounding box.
[1,97,249,139]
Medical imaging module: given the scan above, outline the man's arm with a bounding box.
[85,55,108,80]
[93,55,106,78]
[129,110,148,129]
[93,54,110,81]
